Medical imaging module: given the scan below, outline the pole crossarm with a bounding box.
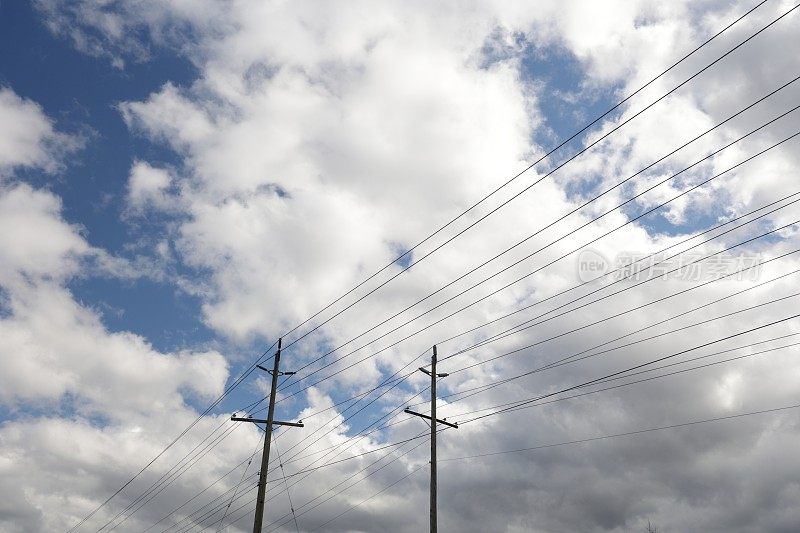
[403,408,459,429]
[227,338,305,533]
[231,416,304,428]
[418,367,449,378]
[256,364,296,376]
[409,345,460,532]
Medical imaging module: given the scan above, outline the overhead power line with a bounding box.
[277,126,800,401]
[66,339,277,533]
[250,189,799,422]
[277,0,781,355]
[227,201,800,528]
[459,313,800,424]
[417,279,800,408]
[440,402,800,462]
[441,231,800,374]
[439,192,800,363]
[279,69,800,398]
[292,72,800,378]
[238,198,800,494]
[440,335,800,422]
[70,3,799,529]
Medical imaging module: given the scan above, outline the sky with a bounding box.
[0,0,799,532]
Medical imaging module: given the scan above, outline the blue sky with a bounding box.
[0,0,627,420]
[2,2,799,532]
[0,1,621,358]
[0,1,213,353]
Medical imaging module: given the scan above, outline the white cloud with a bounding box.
[126,160,174,213]
[22,0,800,531]
[0,87,231,531]
[0,87,78,177]
[0,183,88,282]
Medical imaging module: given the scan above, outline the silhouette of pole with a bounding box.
[252,338,280,533]
[430,346,438,533]
[404,345,458,533]
[230,338,303,533]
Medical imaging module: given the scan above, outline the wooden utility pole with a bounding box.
[231,338,304,533]
[404,345,458,533]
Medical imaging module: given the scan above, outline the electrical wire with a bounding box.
[253,189,799,425]
[445,238,800,376]
[431,189,800,350]
[73,3,798,528]
[424,272,800,407]
[67,340,278,532]
[277,126,800,401]
[438,193,800,363]
[265,438,430,532]
[272,436,300,533]
[276,0,773,349]
[439,402,800,462]
[214,434,264,532]
[458,313,800,424]
[281,62,800,378]
[442,335,800,422]
[279,0,791,357]
[442,233,800,375]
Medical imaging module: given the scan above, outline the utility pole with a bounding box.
[404,345,458,533]
[231,338,304,533]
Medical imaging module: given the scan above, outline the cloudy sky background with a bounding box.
[1,0,800,531]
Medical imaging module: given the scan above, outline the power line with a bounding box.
[67,340,277,532]
[156,352,424,528]
[208,378,800,530]
[228,202,796,524]
[214,434,263,532]
[174,324,799,530]
[164,274,800,528]
[272,436,300,533]
[74,4,798,527]
[104,420,246,531]
[439,402,800,462]
[418,276,800,408]
[277,400,800,531]
[253,189,799,425]
[158,480,253,533]
[192,433,435,532]
[282,62,800,378]
[97,417,239,531]
[443,335,800,421]
[277,126,800,401]
[459,314,800,424]
[276,0,773,349]
[443,232,800,375]
[177,481,260,533]
[440,318,800,420]
[442,238,800,376]
[265,438,431,532]
[194,382,431,531]
[309,466,425,532]
[234,197,798,501]
[439,192,800,363]
[154,374,299,532]
[101,11,795,526]
[269,347,430,467]
[278,3,798,384]
[433,188,800,350]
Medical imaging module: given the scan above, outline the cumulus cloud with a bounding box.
[125,160,175,213]
[0,87,79,177]
[0,87,230,531]
[19,0,800,532]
